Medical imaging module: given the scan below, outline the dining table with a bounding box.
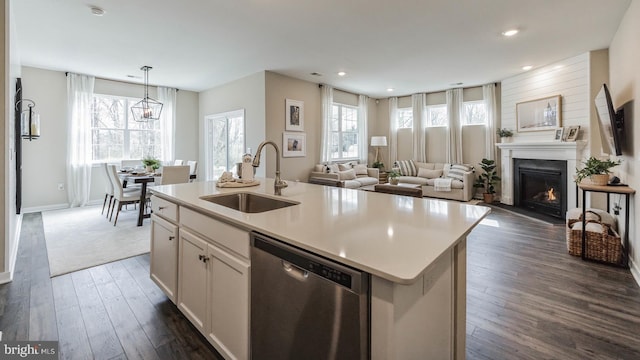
[120,172,197,226]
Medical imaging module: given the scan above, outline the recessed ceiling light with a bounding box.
[386,88,394,92]
[337,71,346,77]
[522,65,533,71]
[90,6,106,16]
[502,29,519,37]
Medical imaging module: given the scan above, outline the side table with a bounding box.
[578,183,635,267]
[378,171,388,184]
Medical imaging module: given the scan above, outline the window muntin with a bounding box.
[426,105,447,127]
[330,103,359,160]
[91,94,161,162]
[397,108,413,129]
[462,100,487,125]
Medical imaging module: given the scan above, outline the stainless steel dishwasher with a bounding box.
[250,232,370,360]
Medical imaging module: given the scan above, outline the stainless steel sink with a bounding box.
[200,192,299,213]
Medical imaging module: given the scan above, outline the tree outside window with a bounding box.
[462,101,487,125]
[426,105,448,127]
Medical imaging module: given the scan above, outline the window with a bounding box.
[204,109,245,180]
[91,94,161,162]
[397,108,413,128]
[426,105,447,127]
[330,103,359,160]
[462,101,487,125]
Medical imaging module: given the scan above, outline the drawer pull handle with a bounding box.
[198,254,210,263]
[158,206,166,210]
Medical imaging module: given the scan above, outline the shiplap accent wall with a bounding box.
[501,52,591,144]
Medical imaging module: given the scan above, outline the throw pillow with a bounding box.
[447,164,473,181]
[353,164,368,175]
[338,163,353,171]
[395,160,417,176]
[327,164,340,173]
[417,168,443,179]
[338,169,357,180]
[314,164,327,173]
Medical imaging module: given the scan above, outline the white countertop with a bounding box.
[151,178,490,284]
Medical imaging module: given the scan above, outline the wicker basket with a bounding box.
[567,211,622,263]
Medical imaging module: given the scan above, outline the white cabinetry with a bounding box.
[179,207,250,360]
[150,198,179,303]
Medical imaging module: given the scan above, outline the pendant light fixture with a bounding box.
[131,65,163,121]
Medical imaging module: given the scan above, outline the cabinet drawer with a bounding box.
[180,207,250,259]
[151,195,178,222]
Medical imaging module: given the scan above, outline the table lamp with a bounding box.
[370,136,387,167]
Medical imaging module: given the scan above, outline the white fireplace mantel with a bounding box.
[497,141,587,207]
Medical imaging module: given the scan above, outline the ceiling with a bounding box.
[13,0,631,98]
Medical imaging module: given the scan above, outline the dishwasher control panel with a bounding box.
[308,261,352,288]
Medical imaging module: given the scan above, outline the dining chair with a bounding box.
[107,164,143,226]
[158,165,191,185]
[174,159,185,166]
[187,160,198,181]
[102,163,114,216]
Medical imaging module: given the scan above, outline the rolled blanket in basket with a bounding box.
[434,178,452,192]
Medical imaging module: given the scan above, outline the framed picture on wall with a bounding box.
[516,95,562,132]
[283,132,306,157]
[285,99,304,131]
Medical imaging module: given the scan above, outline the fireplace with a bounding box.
[513,159,567,219]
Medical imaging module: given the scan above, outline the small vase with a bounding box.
[390,178,399,185]
[146,165,154,173]
[483,193,494,204]
[501,137,512,143]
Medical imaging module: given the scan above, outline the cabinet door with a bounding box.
[207,243,250,360]
[150,215,178,303]
[178,229,209,334]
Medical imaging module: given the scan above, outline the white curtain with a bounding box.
[158,87,177,162]
[483,83,498,161]
[320,85,334,163]
[446,88,463,164]
[66,73,95,207]
[412,93,426,162]
[388,97,398,166]
[358,95,368,164]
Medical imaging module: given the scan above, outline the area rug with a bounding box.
[42,205,150,277]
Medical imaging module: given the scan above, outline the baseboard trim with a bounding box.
[0,214,22,285]
[23,203,70,213]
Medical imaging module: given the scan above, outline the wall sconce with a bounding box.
[17,99,40,141]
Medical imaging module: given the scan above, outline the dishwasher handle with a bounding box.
[282,260,309,281]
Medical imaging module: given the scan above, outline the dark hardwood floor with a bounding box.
[0,213,223,360]
[1,208,640,359]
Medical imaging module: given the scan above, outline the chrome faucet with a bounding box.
[252,140,288,195]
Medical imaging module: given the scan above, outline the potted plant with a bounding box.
[142,156,160,173]
[497,128,514,143]
[388,169,401,185]
[575,157,621,185]
[372,161,385,171]
[473,158,501,203]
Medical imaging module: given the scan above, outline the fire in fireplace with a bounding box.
[513,159,567,219]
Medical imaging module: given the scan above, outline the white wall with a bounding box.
[609,0,640,283]
[501,52,605,148]
[20,66,199,211]
[199,71,267,178]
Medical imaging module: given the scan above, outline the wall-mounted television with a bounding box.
[594,83,624,156]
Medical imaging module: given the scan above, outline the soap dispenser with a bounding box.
[241,148,254,182]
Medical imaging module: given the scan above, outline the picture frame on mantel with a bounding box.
[516,95,562,132]
[282,132,306,157]
[565,125,580,142]
[554,127,564,141]
[285,98,304,131]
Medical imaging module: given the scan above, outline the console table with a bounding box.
[578,183,635,267]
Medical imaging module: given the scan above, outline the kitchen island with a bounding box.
[150,178,490,359]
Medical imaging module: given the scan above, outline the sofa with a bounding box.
[308,162,380,189]
[393,160,475,201]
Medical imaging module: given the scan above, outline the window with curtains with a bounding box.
[462,100,487,125]
[204,109,245,180]
[91,94,161,162]
[397,108,413,128]
[426,104,448,127]
[330,103,360,160]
